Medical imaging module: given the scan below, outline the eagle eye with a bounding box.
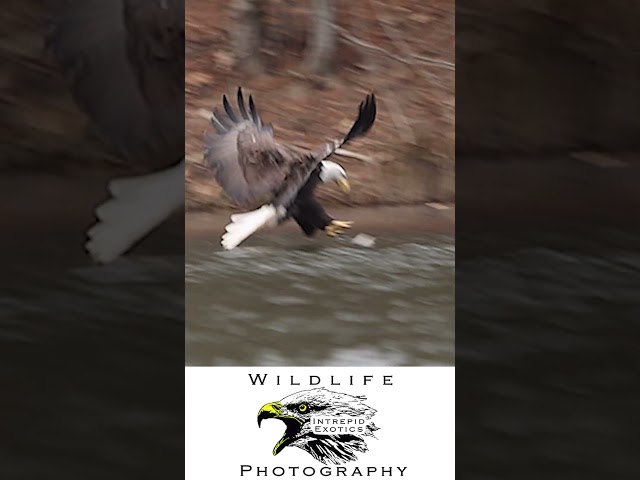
[298,403,308,413]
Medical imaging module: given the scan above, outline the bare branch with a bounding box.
[412,54,455,69]
[337,27,454,71]
[334,148,376,163]
[290,144,376,163]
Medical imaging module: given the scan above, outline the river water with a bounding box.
[185,233,455,366]
[4,227,638,476]
[2,256,185,479]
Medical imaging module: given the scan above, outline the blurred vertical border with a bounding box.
[456,1,640,477]
[1,1,185,478]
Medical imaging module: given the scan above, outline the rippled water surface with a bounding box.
[4,228,637,475]
[455,229,640,477]
[186,233,455,366]
[2,257,184,478]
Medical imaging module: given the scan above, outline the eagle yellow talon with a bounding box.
[324,220,353,237]
[332,220,353,229]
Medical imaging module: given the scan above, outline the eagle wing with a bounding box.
[205,90,376,210]
[204,88,296,208]
[46,0,184,170]
[273,93,377,209]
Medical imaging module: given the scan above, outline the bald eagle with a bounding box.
[47,0,185,263]
[204,88,376,250]
[257,388,379,465]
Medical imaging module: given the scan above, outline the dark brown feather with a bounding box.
[237,88,250,120]
[248,95,262,127]
[223,95,239,123]
[203,88,288,208]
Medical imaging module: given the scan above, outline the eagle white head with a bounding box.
[320,161,350,193]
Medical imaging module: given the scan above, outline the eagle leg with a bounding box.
[324,220,353,237]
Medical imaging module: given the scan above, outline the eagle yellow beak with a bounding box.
[257,401,304,456]
[257,402,282,427]
[337,177,351,193]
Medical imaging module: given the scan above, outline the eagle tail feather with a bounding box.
[85,160,185,263]
[221,204,279,250]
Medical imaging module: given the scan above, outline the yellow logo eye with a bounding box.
[298,403,308,413]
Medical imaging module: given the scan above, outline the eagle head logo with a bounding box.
[257,387,379,465]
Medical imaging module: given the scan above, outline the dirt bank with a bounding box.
[186,203,454,238]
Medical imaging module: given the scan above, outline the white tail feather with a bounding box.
[85,160,185,263]
[229,212,254,223]
[221,204,278,250]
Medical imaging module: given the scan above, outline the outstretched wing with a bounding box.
[204,88,295,208]
[273,93,377,209]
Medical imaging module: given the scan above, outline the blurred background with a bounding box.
[456,0,639,242]
[2,0,115,276]
[2,3,184,478]
[1,0,185,277]
[184,0,455,366]
[185,0,454,209]
[456,2,640,478]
